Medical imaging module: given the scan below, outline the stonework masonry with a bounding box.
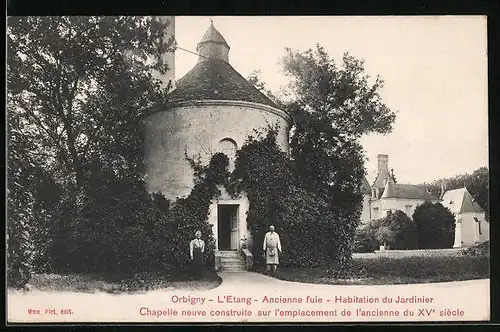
[143,100,290,200]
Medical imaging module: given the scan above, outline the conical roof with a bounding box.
[166,58,279,108]
[197,21,230,48]
[381,179,395,198]
[360,176,371,194]
[166,22,279,109]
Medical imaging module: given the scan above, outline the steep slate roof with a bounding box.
[381,180,395,198]
[360,176,371,194]
[198,22,230,47]
[372,169,396,189]
[441,188,484,214]
[166,58,279,109]
[378,183,438,200]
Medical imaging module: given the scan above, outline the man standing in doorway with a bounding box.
[263,225,282,274]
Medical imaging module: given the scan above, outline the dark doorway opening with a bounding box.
[218,204,238,250]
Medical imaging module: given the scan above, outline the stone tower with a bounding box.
[141,21,291,256]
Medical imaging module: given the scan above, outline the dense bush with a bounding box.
[413,201,456,249]
[36,153,228,275]
[353,225,378,253]
[369,210,418,250]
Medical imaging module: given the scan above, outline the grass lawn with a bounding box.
[268,255,490,285]
[25,268,222,294]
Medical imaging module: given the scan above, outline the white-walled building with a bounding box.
[441,187,489,248]
[360,154,489,248]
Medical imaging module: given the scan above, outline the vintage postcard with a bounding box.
[6,15,489,323]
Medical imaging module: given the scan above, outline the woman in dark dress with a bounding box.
[190,230,205,279]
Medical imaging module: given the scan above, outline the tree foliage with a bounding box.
[281,46,396,138]
[353,224,379,253]
[229,127,341,268]
[368,210,419,250]
[241,46,397,267]
[282,46,396,221]
[7,16,175,285]
[7,16,173,187]
[413,201,456,249]
[7,106,36,288]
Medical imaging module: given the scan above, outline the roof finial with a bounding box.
[210,18,214,25]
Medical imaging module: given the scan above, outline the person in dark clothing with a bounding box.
[190,230,205,279]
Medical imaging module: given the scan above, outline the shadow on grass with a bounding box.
[261,255,490,286]
[26,268,222,294]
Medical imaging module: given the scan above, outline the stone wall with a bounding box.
[143,100,290,200]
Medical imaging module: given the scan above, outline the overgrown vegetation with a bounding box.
[229,127,342,268]
[237,46,396,268]
[353,226,379,253]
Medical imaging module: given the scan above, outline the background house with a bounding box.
[360,154,489,248]
[360,154,440,224]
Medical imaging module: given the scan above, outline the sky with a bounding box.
[172,16,488,185]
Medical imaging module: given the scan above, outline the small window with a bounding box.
[373,207,379,219]
[474,217,482,234]
[405,205,412,215]
[219,138,237,158]
[219,138,238,171]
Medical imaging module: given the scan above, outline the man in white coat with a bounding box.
[263,225,282,273]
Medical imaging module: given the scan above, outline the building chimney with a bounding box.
[377,154,389,174]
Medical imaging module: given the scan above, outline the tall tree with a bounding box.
[7,16,175,275]
[7,16,174,188]
[281,46,396,218]
[248,45,396,265]
[281,46,396,138]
